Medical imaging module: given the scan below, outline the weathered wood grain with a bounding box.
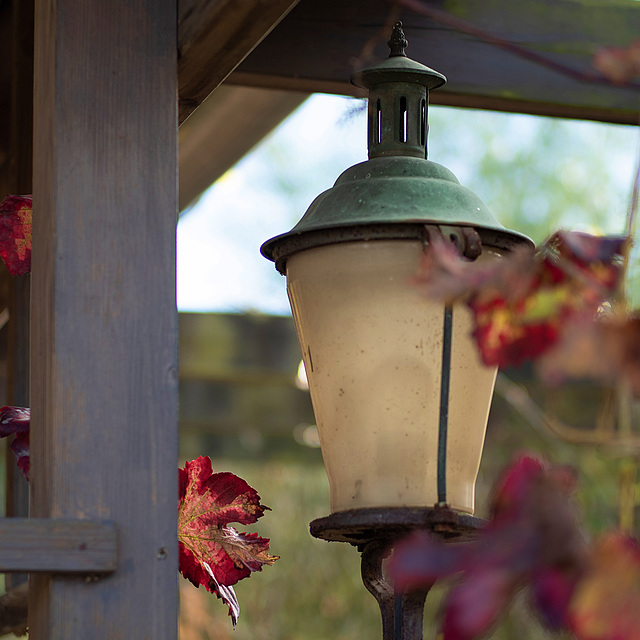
[0,519,116,573]
[31,0,179,637]
[178,0,301,123]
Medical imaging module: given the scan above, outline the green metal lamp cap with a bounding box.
[261,156,532,273]
[261,22,532,273]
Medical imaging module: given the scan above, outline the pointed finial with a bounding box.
[388,21,408,57]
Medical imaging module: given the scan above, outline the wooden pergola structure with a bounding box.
[0,0,636,637]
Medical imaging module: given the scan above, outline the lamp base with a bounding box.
[310,506,484,640]
[310,505,483,547]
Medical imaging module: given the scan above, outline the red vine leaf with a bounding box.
[488,454,545,519]
[0,418,279,626]
[533,566,580,632]
[412,234,536,305]
[0,196,32,276]
[470,232,625,367]
[391,455,586,640]
[414,231,626,370]
[441,565,518,640]
[0,406,30,480]
[178,456,278,626]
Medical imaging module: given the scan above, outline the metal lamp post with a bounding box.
[262,22,531,639]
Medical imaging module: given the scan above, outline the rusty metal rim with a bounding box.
[310,505,485,546]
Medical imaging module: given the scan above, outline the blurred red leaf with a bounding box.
[411,234,536,305]
[441,566,517,640]
[569,533,640,640]
[178,456,278,626]
[389,530,465,590]
[0,406,30,480]
[414,231,626,369]
[0,196,32,276]
[10,431,29,481]
[488,453,545,519]
[393,458,640,640]
[471,232,625,367]
[533,566,580,632]
[391,455,586,640]
[593,41,640,84]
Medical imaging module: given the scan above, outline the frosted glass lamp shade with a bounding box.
[286,240,498,514]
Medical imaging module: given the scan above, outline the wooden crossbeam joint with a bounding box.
[0,518,117,574]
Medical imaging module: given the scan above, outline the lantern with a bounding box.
[262,22,530,518]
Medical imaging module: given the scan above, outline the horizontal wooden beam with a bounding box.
[179,85,307,210]
[178,0,301,124]
[231,0,640,125]
[0,519,117,573]
[227,72,640,126]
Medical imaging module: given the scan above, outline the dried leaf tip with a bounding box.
[177,456,277,627]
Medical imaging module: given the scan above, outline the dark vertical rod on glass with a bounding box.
[437,305,453,504]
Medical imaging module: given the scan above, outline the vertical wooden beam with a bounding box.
[30,1,178,637]
[5,0,33,592]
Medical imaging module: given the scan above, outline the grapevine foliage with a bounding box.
[0,410,277,627]
[392,456,640,640]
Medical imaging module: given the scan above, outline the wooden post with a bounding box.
[30,1,178,637]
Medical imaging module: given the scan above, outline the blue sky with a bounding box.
[177,94,639,314]
[177,95,368,314]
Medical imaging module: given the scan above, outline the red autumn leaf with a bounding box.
[392,524,539,640]
[0,406,30,480]
[568,532,640,640]
[178,456,278,626]
[390,530,465,590]
[0,416,278,625]
[0,196,32,276]
[488,453,545,519]
[391,456,586,640]
[470,232,624,367]
[441,566,518,640]
[411,234,537,305]
[414,231,626,368]
[10,432,29,481]
[593,40,640,84]
[532,566,580,632]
